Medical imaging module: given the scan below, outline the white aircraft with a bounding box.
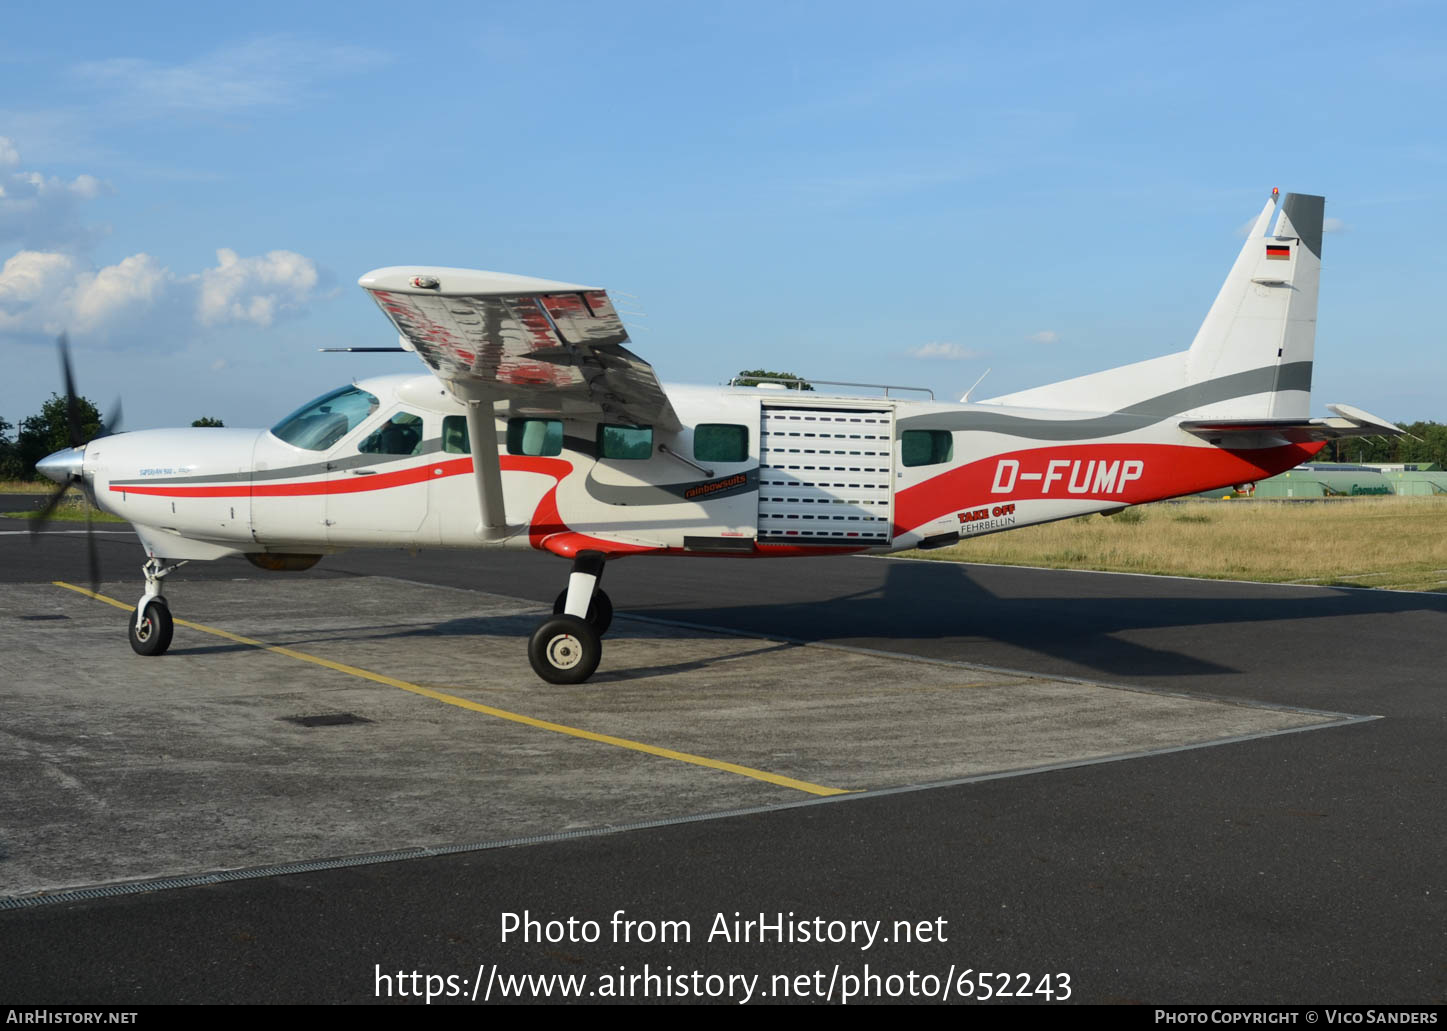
[35,189,1401,683]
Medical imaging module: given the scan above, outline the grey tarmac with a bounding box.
[1,512,1444,1004]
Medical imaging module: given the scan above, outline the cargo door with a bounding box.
[757,405,894,544]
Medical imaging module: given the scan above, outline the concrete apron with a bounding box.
[0,576,1351,898]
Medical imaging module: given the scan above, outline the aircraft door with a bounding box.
[250,432,327,546]
[757,403,895,544]
[673,394,759,544]
[324,407,432,544]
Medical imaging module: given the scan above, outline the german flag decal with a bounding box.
[1266,244,1291,260]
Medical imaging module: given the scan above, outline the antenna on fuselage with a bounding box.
[960,368,992,403]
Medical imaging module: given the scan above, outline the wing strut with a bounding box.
[465,400,511,541]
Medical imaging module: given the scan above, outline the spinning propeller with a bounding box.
[32,334,123,590]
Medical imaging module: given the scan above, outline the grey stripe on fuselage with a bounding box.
[110,438,451,487]
[897,363,1312,440]
[582,467,759,506]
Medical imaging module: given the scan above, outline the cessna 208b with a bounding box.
[35,189,1401,683]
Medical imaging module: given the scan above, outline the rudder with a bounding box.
[1184,190,1323,420]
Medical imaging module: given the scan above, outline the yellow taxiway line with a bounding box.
[54,581,850,797]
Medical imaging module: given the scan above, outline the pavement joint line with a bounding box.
[0,530,134,536]
[0,707,1381,912]
[870,553,1447,598]
[49,581,850,800]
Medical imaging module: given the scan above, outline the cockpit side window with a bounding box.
[270,385,380,451]
[358,411,424,455]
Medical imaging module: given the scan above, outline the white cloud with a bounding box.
[72,36,388,117]
[908,341,986,360]
[1028,330,1059,344]
[196,248,319,327]
[0,246,321,340]
[0,137,18,167]
[73,254,169,333]
[0,140,325,346]
[0,161,112,250]
[0,250,81,331]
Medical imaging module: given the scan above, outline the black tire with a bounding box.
[552,587,613,636]
[128,599,174,657]
[528,615,602,685]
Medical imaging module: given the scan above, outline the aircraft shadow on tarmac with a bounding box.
[171,617,802,683]
[623,559,1447,680]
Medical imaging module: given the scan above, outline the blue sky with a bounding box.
[2,0,1444,431]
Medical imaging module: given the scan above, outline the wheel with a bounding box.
[528,615,602,685]
[128,599,174,656]
[552,587,613,636]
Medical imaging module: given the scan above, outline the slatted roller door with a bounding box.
[758,406,894,543]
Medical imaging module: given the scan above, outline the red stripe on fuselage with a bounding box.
[111,457,477,498]
[109,455,580,498]
[110,454,661,557]
[893,441,1324,536]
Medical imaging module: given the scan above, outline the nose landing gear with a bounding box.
[128,558,185,657]
[529,551,611,684]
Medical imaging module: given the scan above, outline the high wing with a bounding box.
[1179,404,1404,444]
[358,266,680,431]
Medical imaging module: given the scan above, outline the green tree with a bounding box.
[0,415,20,481]
[192,417,225,427]
[1316,421,1447,468]
[734,369,813,390]
[14,394,104,479]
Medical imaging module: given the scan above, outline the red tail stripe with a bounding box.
[893,441,1324,536]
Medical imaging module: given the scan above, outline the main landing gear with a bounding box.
[529,551,612,684]
[128,557,185,657]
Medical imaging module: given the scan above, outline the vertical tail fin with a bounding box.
[1184,190,1323,420]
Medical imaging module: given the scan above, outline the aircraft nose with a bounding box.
[36,446,85,485]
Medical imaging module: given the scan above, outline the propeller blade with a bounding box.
[30,483,71,535]
[85,502,100,593]
[58,333,83,448]
[101,397,123,438]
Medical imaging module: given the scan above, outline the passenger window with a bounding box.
[358,411,424,455]
[901,430,953,467]
[694,424,748,463]
[598,424,653,460]
[506,418,563,457]
[442,416,470,455]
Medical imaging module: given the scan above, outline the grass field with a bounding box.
[0,480,60,494]
[2,492,127,523]
[907,497,1447,592]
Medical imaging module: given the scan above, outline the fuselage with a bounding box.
[78,372,1321,565]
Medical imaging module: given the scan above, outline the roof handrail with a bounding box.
[727,376,934,400]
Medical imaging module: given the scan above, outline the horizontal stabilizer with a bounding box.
[1180,404,1403,444]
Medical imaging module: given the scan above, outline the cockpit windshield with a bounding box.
[270,384,380,451]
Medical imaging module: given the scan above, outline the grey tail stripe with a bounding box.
[897,363,1313,440]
